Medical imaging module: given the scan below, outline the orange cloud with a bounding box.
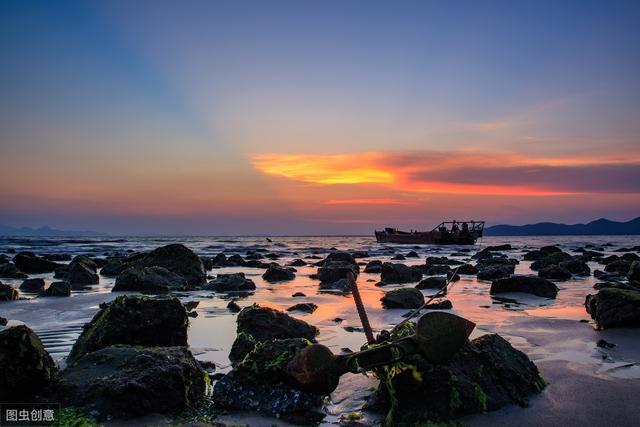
[325,198,412,205]
[252,153,394,184]
[252,150,640,196]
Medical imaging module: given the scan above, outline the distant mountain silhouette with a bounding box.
[0,224,105,237]
[485,217,640,236]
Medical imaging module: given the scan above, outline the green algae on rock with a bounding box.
[0,324,57,402]
[67,295,189,363]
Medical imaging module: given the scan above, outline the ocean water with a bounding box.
[1,235,639,425]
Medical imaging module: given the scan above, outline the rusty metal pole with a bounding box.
[347,271,375,344]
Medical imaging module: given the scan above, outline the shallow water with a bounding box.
[1,235,639,425]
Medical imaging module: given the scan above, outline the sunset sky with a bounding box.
[1,1,639,235]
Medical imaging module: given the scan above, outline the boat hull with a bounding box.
[374,230,480,245]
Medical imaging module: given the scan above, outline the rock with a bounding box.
[0,316,6,326]
[0,282,19,301]
[0,262,28,278]
[227,300,241,312]
[558,259,591,276]
[593,281,640,291]
[538,265,572,281]
[42,253,72,261]
[13,252,62,274]
[364,260,382,273]
[66,257,99,285]
[424,299,453,310]
[200,256,214,270]
[604,260,632,275]
[530,252,573,270]
[366,333,545,424]
[406,251,420,258]
[628,261,640,283]
[205,272,256,292]
[422,264,451,276]
[622,253,640,262]
[585,288,640,329]
[235,305,318,343]
[212,253,228,266]
[67,295,188,363]
[457,263,479,275]
[113,266,186,293]
[43,281,70,297]
[20,278,45,293]
[57,345,206,419]
[381,263,423,284]
[475,256,518,270]
[100,258,124,276]
[381,288,425,309]
[262,264,295,282]
[416,276,447,289]
[491,275,559,298]
[213,338,323,418]
[287,303,318,313]
[476,265,515,280]
[594,270,624,281]
[292,292,306,297]
[318,278,354,293]
[318,253,360,282]
[135,244,206,287]
[288,259,307,267]
[391,254,406,260]
[229,332,257,364]
[447,271,460,282]
[227,254,246,266]
[0,325,57,402]
[596,339,616,349]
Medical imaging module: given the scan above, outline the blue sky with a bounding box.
[1,1,639,234]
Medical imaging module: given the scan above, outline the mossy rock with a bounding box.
[585,288,640,329]
[366,333,545,424]
[67,295,188,364]
[57,345,206,419]
[0,325,57,402]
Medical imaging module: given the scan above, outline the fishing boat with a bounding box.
[375,221,485,245]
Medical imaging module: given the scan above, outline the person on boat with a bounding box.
[462,222,469,232]
[451,221,459,232]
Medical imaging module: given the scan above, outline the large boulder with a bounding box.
[559,259,590,276]
[318,278,354,293]
[135,244,206,287]
[235,305,318,343]
[585,288,640,329]
[0,282,19,301]
[416,276,447,289]
[13,252,61,274]
[381,288,425,309]
[530,252,573,270]
[20,278,45,293]
[0,325,57,402]
[603,259,632,276]
[66,256,99,285]
[537,265,572,281]
[366,332,545,424]
[317,253,359,283]
[0,262,27,279]
[113,266,187,293]
[213,338,323,418]
[364,260,383,273]
[100,258,125,276]
[56,345,206,419]
[476,265,515,280]
[67,295,188,363]
[43,281,71,297]
[262,264,295,282]
[491,275,559,298]
[204,272,256,292]
[628,261,640,283]
[457,263,479,275]
[380,263,423,284]
[229,305,318,364]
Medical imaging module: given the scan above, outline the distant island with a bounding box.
[485,217,640,236]
[0,224,105,237]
